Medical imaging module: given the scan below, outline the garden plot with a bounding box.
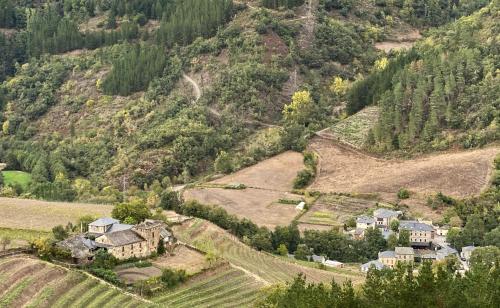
[115,266,162,285]
[153,245,208,275]
[298,194,381,230]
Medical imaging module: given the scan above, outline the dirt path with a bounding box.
[230,263,270,285]
[183,73,201,101]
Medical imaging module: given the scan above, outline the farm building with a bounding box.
[58,218,174,262]
[56,235,98,264]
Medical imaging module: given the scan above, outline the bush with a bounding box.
[293,169,314,189]
[90,268,120,284]
[397,188,410,199]
[160,268,187,288]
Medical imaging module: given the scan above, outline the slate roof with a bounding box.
[395,247,414,255]
[135,219,163,229]
[361,260,385,271]
[108,223,133,233]
[311,254,325,262]
[399,220,433,232]
[373,209,400,219]
[89,217,119,227]
[379,250,396,258]
[381,229,394,240]
[99,229,145,246]
[324,260,343,267]
[356,216,375,224]
[57,235,96,259]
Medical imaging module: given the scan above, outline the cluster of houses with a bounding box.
[353,208,477,272]
[57,217,174,264]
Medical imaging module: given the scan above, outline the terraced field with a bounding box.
[0,256,148,308]
[152,266,264,307]
[318,106,379,149]
[172,219,364,285]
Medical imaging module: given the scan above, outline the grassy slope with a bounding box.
[172,218,365,285]
[1,171,32,189]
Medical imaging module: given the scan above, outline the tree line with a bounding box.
[156,0,234,46]
[258,253,500,307]
[261,0,305,9]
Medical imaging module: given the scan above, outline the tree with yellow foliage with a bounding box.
[330,77,350,97]
[283,90,314,126]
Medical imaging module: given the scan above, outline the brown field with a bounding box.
[184,188,302,229]
[0,197,113,231]
[309,138,499,198]
[212,151,304,191]
[184,151,305,229]
[152,245,208,275]
[115,266,162,284]
[299,194,381,228]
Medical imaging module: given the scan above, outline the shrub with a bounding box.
[293,169,314,189]
[397,188,410,199]
[160,268,187,288]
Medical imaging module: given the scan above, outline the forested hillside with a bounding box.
[348,1,499,153]
[0,0,497,203]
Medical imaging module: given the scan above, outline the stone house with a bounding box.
[56,235,98,264]
[373,209,401,228]
[399,221,434,247]
[379,250,397,268]
[356,216,375,229]
[395,247,415,263]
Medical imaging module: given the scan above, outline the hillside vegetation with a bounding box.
[348,1,499,153]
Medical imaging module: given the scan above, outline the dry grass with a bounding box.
[153,245,208,275]
[184,151,305,229]
[184,188,302,229]
[309,138,499,199]
[212,151,304,191]
[0,197,113,231]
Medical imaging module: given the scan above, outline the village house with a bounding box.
[395,247,415,263]
[324,260,344,268]
[373,209,401,228]
[460,246,477,263]
[379,247,415,268]
[356,216,375,229]
[361,260,385,272]
[435,225,450,236]
[399,220,434,247]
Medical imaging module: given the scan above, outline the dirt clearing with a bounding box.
[0,197,113,231]
[153,245,208,275]
[212,151,304,191]
[184,188,302,229]
[309,138,499,198]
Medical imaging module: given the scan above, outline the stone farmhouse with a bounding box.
[58,218,173,263]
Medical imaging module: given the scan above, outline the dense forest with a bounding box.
[348,2,499,152]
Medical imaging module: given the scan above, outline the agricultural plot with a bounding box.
[115,266,162,285]
[211,151,304,191]
[0,228,51,249]
[0,256,146,307]
[152,266,264,308]
[0,197,113,231]
[321,106,379,149]
[153,245,208,275]
[172,219,365,285]
[184,188,302,229]
[309,138,499,198]
[298,194,383,230]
